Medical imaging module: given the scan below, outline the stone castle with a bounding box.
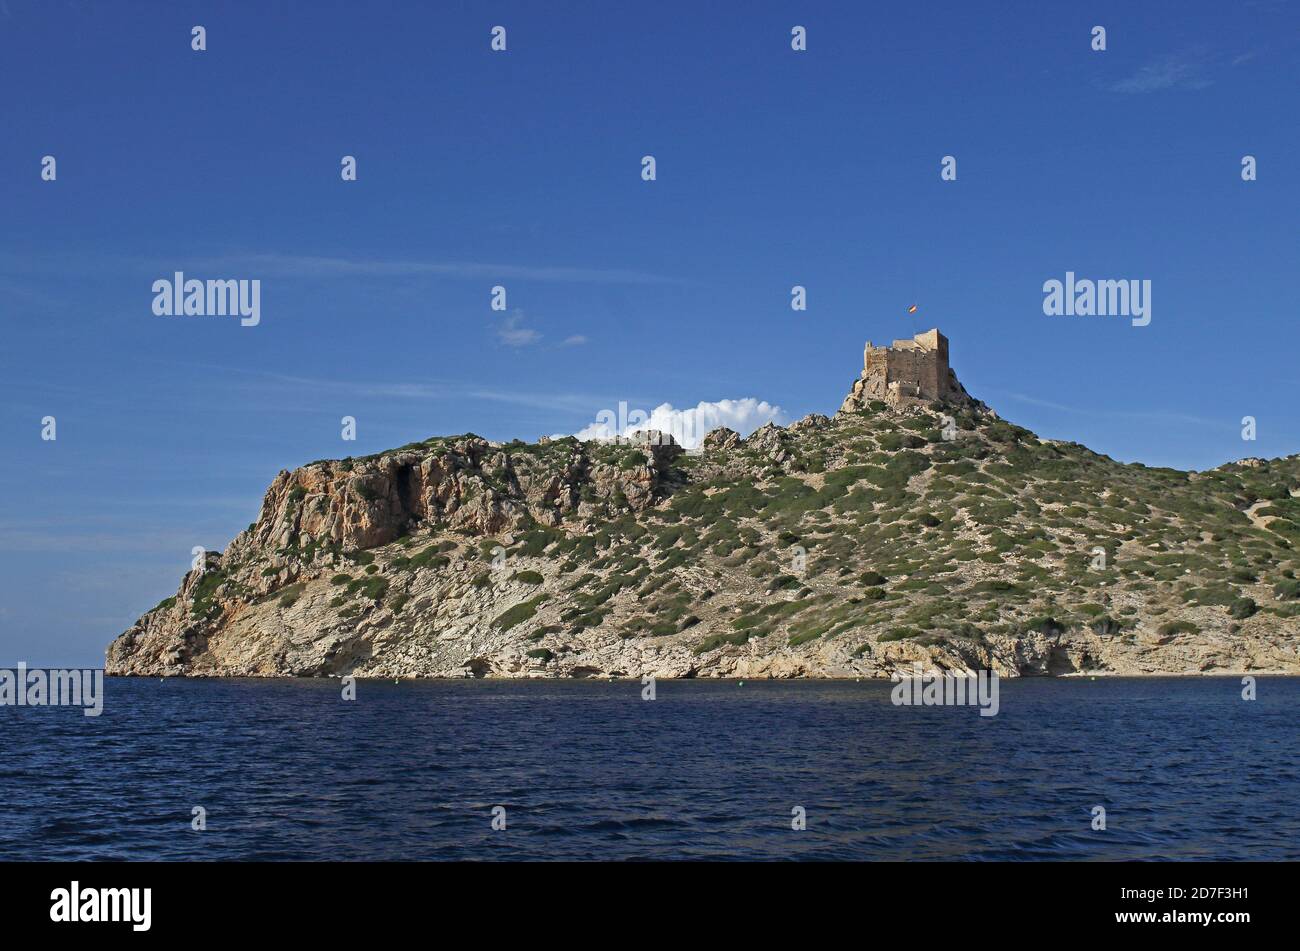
[839,328,983,413]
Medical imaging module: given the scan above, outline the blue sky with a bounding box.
[2,0,1297,666]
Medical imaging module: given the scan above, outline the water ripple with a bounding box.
[0,676,1296,860]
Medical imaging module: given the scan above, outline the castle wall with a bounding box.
[859,329,951,404]
[865,348,891,378]
[885,349,944,399]
[844,328,972,414]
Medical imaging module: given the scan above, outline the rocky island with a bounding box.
[106,330,1300,679]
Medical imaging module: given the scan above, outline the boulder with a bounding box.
[702,427,741,451]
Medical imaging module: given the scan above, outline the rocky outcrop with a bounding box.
[744,422,790,460]
[789,413,831,434]
[702,427,741,451]
[107,433,686,676]
[246,433,683,554]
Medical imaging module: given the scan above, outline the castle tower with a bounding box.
[841,328,976,413]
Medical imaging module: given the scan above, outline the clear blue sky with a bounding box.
[2,0,1297,666]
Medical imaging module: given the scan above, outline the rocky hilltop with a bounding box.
[107,330,1300,679]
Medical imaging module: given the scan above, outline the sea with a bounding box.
[2,676,1296,860]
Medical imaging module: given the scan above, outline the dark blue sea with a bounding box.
[2,677,1297,860]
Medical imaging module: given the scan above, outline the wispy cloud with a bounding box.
[164,252,683,286]
[1106,48,1216,94]
[496,310,542,347]
[0,250,685,286]
[977,386,1232,430]
[0,275,66,309]
[185,363,619,416]
[0,523,211,554]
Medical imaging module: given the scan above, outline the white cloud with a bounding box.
[573,398,787,449]
[148,253,684,285]
[496,311,541,347]
[560,334,588,347]
[1108,50,1213,93]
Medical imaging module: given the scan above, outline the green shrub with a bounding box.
[1229,598,1257,620]
[1021,616,1065,636]
[345,575,388,601]
[1089,615,1122,636]
[516,527,560,557]
[494,594,550,631]
[189,570,227,619]
[970,579,1024,596]
[277,582,306,609]
[392,545,451,571]
[693,630,757,654]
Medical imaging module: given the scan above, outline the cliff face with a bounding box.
[107,369,1300,680]
[245,431,681,552]
[107,432,684,676]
